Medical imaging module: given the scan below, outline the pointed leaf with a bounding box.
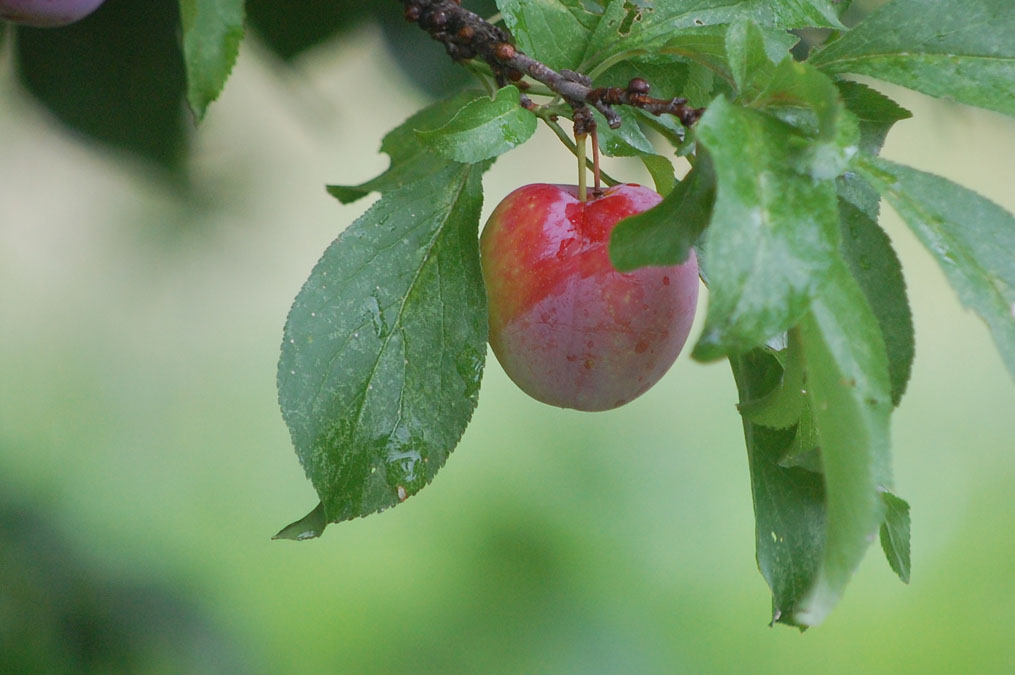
[416,86,536,164]
[837,198,914,405]
[693,97,840,360]
[610,150,716,271]
[726,19,775,100]
[278,162,489,533]
[879,491,912,583]
[793,260,892,626]
[731,349,826,627]
[272,502,327,541]
[179,0,245,121]
[835,81,912,155]
[328,91,480,204]
[858,156,1015,382]
[810,0,1015,117]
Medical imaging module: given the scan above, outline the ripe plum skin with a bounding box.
[0,0,106,27]
[480,183,699,411]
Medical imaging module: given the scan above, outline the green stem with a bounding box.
[539,116,625,186]
[585,48,650,82]
[576,133,588,202]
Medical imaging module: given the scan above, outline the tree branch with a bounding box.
[400,0,704,135]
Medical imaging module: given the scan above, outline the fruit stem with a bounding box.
[576,132,588,202]
[537,116,620,186]
[591,126,602,194]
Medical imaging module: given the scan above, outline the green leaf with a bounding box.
[416,86,536,164]
[731,349,826,626]
[593,107,655,157]
[794,260,892,627]
[858,156,1015,382]
[498,0,595,71]
[179,0,245,121]
[752,58,842,142]
[651,25,795,93]
[278,162,489,535]
[739,329,806,429]
[609,150,716,271]
[726,19,776,100]
[837,198,914,406]
[639,154,676,196]
[879,491,912,583]
[835,81,911,156]
[692,97,840,360]
[809,0,1015,117]
[14,0,187,172]
[581,0,842,69]
[327,91,480,204]
[273,502,327,541]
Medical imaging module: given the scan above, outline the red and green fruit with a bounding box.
[0,0,106,27]
[480,183,699,411]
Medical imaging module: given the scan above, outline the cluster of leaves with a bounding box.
[21,0,1013,628]
[272,0,1015,629]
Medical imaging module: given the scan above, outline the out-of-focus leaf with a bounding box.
[498,0,596,72]
[859,156,1015,382]
[879,491,912,583]
[328,90,481,204]
[179,0,244,121]
[692,97,840,360]
[417,86,536,163]
[610,150,716,271]
[810,0,1015,117]
[379,0,499,98]
[837,198,914,405]
[794,260,892,627]
[246,0,368,60]
[14,0,187,172]
[278,162,489,534]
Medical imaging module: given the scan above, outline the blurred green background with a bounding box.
[3,10,1015,674]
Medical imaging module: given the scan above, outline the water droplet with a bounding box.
[364,295,389,338]
[310,312,316,317]
[455,346,484,398]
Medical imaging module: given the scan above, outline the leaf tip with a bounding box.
[273,502,328,542]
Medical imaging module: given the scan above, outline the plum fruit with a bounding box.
[0,0,106,27]
[480,182,699,411]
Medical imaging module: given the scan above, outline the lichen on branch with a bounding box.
[400,0,704,135]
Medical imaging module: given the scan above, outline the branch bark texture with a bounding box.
[400,0,704,134]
